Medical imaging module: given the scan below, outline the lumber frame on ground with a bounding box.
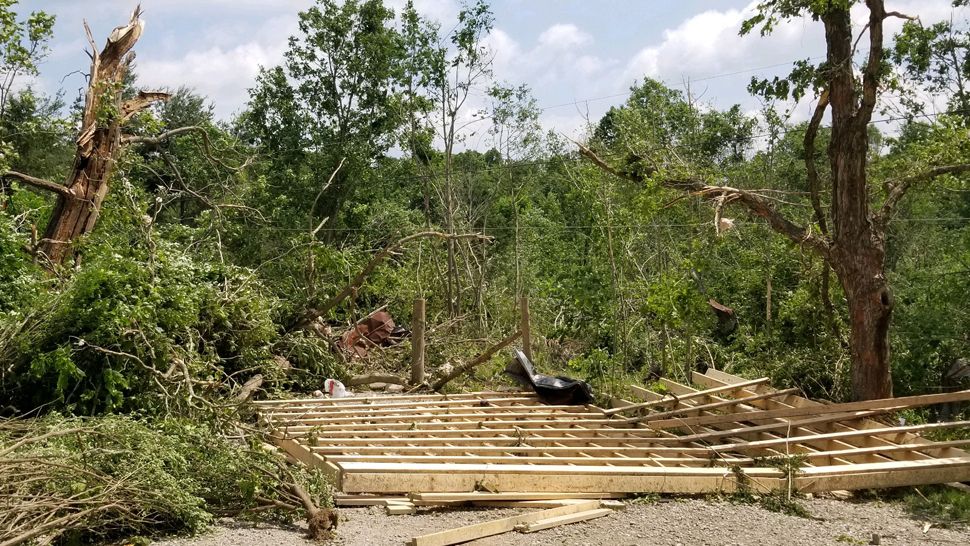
[259,373,970,495]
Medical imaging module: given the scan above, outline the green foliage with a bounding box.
[892,7,970,120]
[0,414,332,542]
[0,213,43,311]
[904,486,970,527]
[3,242,280,414]
[0,0,54,82]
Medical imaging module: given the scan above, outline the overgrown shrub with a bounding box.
[1,242,281,414]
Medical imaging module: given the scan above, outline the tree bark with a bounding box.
[822,2,892,399]
[36,8,167,267]
[831,247,894,400]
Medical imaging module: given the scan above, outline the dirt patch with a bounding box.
[157,498,970,545]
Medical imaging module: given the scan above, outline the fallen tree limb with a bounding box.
[577,142,830,257]
[345,374,406,387]
[234,374,264,402]
[430,330,521,392]
[292,231,492,330]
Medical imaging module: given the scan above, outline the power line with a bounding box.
[238,217,970,233]
[538,56,827,112]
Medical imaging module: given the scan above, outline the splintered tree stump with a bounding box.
[37,7,169,266]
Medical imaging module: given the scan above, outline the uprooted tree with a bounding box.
[581,0,970,401]
[3,7,174,268]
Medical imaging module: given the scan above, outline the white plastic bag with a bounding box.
[323,378,351,398]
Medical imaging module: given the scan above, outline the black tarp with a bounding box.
[503,349,594,405]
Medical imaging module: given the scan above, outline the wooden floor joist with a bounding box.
[260,373,970,496]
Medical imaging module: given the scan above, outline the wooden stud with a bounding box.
[387,503,417,515]
[514,507,612,533]
[645,389,970,429]
[334,496,410,507]
[342,470,782,495]
[602,378,771,416]
[409,500,601,546]
[253,391,535,406]
[410,492,625,502]
[709,420,970,452]
[411,297,426,385]
[624,388,800,423]
[520,295,532,362]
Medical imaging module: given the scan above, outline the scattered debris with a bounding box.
[322,378,351,398]
[339,309,407,359]
[514,506,612,533]
[504,349,594,405]
[409,500,602,546]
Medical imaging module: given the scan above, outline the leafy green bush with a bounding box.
[2,242,280,414]
[0,214,44,311]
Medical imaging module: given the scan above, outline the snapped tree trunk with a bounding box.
[36,8,167,266]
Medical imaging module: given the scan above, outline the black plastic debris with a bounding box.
[504,349,594,405]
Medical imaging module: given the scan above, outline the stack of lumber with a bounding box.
[257,370,970,497]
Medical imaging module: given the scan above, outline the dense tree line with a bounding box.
[0,0,968,413]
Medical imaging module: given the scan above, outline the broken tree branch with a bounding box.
[123,125,249,172]
[3,171,73,199]
[119,91,171,122]
[577,143,830,256]
[430,330,522,392]
[292,231,492,330]
[310,158,345,237]
[804,89,830,237]
[878,163,970,226]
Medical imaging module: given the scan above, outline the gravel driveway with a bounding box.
[157,497,970,545]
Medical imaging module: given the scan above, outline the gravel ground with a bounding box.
[157,497,969,546]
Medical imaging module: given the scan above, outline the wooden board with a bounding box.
[409,501,601,546]
[514,507,612,533]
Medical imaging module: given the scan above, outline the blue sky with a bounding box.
[19,0,964,145]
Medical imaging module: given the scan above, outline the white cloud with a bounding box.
[622,1,821,86]
[538,23,592,50]
[136,39,288,119]
[386,0,458,24]
[488,22,614,87]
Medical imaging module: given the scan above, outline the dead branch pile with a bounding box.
[0,415,332,545]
